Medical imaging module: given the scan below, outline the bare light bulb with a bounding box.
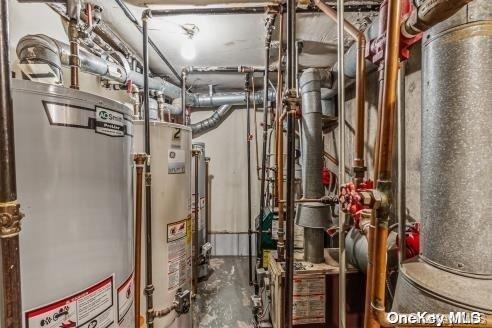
[181,38,196,61]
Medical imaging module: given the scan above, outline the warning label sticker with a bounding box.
[292,275,326,325]
[25,275,115,328]
[95,107,125,137]
[117,273,134,327]
[168,149,185,174]
[167,219,191,290]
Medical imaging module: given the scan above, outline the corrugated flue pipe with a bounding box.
[295,68,331,264]
[190,104,233,137]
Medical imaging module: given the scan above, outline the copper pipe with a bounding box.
[133,154,147,328]
[314,0,367,186]
[376,0,400,183]
[323,150,339,166]
[275,10,285,262]
[68,19,80,89]
[192,149,200,295]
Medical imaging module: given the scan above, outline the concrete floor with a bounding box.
[193,257,254,328]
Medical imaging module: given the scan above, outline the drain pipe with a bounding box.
[0,0,24,325]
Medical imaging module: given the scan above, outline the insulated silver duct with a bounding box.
[190,104,233,137]
[188,89,275,108]
[16,34,182,97]
[17,34,272,112]
[393,0,492,314]
[296,68,331,264]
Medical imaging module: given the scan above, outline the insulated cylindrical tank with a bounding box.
[192,142,207,250]
[134,121,192,327]
[393,1,492,314]
[14,79,135,327]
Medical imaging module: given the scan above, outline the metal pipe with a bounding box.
[184,66,273,74]
[205,157,210,244]
[0,0,23,325]
[192,150,199,295]
[150,6,271,17]
[284,0,296,326]
[113,0,182,83]
[258,13,276,277]
[142,13,155,328]
[245,74,253,287]
[397,63,405,267]
[336,0,347,326]
[190,89,275,108]
[314,0,367,185]
[370,0,401,327]
[133,154,147,328]
[275,10,285,262]
[181,70,187,125]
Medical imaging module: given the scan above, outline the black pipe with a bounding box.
[149,2,378,17]
[258,14,276,287]
[0,0,23,326]
[151,6,269,16]
[284,0,296,327]
[142,13,155,328]
[246,73,253,286]
[113,0,182,84]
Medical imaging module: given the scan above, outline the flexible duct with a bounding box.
[296,68,331,264]
[190,104,233,137]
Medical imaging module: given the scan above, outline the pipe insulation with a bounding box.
[296,68,331,264]
[16,35,275,110]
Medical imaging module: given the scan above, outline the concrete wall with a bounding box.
[8,0,130,103]
[324,43,422,224]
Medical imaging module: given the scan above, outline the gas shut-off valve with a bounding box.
[174,289,191,315]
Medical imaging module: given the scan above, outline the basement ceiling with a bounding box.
[92,0,378,92]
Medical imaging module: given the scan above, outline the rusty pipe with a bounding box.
[314,0,367,185]
[133,154,147,328]
[275,10,285,262]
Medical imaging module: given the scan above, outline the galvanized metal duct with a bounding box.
[187,89,275,108]
[295,68,331,264]
[190,104,233,137]
[393,0,492,314]
[16,34,273,113]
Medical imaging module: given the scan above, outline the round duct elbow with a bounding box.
[17,35,63,84]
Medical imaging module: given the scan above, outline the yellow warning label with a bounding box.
[186,214,192,245]
[263,250,271,269]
